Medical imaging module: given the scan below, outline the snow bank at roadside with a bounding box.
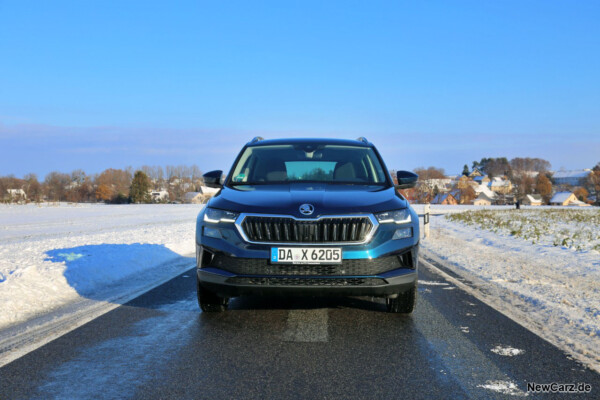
[418,207,600,371]
[0,203,202,330]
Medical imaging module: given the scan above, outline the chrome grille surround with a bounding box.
[235,213,379,245]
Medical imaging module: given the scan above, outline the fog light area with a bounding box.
[203,227,222,238]
[393,227,412,240]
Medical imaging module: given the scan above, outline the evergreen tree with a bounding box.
[130,171,151,204]
[462,164,470,176]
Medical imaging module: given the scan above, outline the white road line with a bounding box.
[282,309,329,342]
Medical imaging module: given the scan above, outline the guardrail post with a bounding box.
[423,203,430,239]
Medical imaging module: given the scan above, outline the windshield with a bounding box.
[229,144,388,185]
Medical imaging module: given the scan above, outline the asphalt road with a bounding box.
[1,261,598,400]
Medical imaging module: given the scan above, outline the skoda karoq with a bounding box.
[196,137,419,313]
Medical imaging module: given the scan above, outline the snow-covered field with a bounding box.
[415,204,600,372]
[0,203,202,331]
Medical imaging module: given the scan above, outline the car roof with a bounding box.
[247,137,372,147]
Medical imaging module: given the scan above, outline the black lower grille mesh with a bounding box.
[226,277,385,286]
[241,216,373,243]
[209,253,404,276]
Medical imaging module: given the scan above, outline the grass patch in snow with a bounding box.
[446,209,600,252]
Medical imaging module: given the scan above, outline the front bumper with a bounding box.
[197,267,417,298]
[196,245,418,298]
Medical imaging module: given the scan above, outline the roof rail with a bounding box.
[249,136,264,144]
[356,137,369,144]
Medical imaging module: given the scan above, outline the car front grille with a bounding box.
[239,215,374,243]
[208,253,406,276]
[225,277,386,287]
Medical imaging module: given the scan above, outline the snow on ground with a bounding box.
[414,204,600,371]
[0,203,202,330]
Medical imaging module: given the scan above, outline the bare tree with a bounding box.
[44,172,70,202]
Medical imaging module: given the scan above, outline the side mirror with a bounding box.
[203,170,223,188]
[396,171,418,189]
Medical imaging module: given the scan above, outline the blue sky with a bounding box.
[1,0,599,177]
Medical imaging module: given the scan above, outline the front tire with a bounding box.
[197,278,228,312]
[386,285,416,314]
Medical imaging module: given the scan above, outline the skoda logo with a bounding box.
[299,204,315,216]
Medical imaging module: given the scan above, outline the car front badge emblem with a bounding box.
[299,204,315,216]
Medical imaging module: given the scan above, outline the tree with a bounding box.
[462,164,469,176]
[96,184,114,202]
[585,164,600,206]
[459,186,476,204]
[44,171,70,202]
[482,157,512,179]
[573,187,589,202]
[510,157,551,173]
[95,168,132,202]
[24,173,43,203]
[130,171,151,204]
[413,166,446,180]
[535,174,553,203]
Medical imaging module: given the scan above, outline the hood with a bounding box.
[207,183,407,218]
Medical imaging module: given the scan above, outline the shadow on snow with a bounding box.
[44,243,193,302]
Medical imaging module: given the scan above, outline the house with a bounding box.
[432,192,459,205]
[551,170,592,186]
[456,176,474,189]
[150,190,169,202]
[521,194,543,206]
[469,168,484,178]
[198,185,220,197]
[183,192,204,204]
[473,175,490,185]
[182,186,221,204]
[7,188,27,202]
[549,192,590,206]
[474,184,496,200]
[474,192,494,206]
[421,178,453,192]
[489,177,513,194]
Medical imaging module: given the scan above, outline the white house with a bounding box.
[522,194,543,206]
[150,190,169,202]
[7,189,27,202]
[474,184,497,200]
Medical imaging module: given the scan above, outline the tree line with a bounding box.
[0,164,205,204]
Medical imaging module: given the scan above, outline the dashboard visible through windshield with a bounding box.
[229,144,388,185]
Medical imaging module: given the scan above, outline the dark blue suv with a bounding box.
[196,137,419,313]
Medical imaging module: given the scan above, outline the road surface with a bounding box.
[1,259,598,399]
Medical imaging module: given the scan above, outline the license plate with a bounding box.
[271,247,342,264]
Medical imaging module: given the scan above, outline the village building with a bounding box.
[183,185,220,204]
[7,188,27,202]
[469,168,484,178]
[473,192,494,206]
[431,192,459,205]
[489,177,513,194]
[551,170,592,186]
[549,191,590,206]
[473,175,490,185]
[150,190,169,202]
[521,194,543,206]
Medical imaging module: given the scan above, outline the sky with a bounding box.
[1,0,599,178]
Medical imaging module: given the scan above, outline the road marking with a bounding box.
[282,309,329,342]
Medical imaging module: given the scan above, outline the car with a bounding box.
[195,137,419,313]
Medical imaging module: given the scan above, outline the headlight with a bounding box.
[203,208,239,223]
[376,209,411,224]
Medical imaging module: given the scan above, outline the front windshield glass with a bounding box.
[229,144,388,185]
